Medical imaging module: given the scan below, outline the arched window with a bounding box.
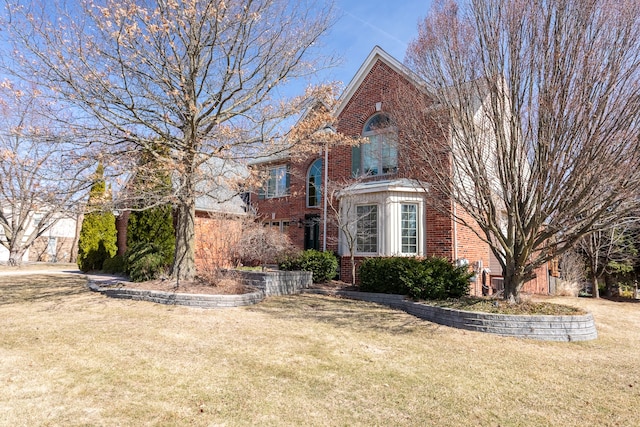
[307,159,322,207]
[358,113,397,176]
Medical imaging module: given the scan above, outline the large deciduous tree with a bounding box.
[4,0,336,280]
[398,0,640,302]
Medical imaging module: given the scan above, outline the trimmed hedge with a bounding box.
[279,249,338,283]
[359,256,472,300]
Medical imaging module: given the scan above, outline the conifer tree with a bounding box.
[77,163,117,272]
[124,144,175,281]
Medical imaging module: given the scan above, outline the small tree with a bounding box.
[77,163,117,272]
[325,177,380,286]
[579,221,639,298]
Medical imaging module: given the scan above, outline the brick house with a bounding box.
[116,158,248,271]
[250,46,550,295]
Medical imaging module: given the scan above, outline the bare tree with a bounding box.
[0,84,91,265]
[3,0,337,280]
[578,220,639,298]
[324,178,381,286]
[233,215,296,270]
[399,0,640,302]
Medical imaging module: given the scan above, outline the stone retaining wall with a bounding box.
[232,270,312,296]
[88,270,312,308]
[88,282,265,308]
[306,289,598,342]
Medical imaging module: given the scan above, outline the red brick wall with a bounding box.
[194,211,244,271]
[522,264,550,295]
[251,156,325,250]
[334,60,461,284]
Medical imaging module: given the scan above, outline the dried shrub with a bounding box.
[555,280,582,297]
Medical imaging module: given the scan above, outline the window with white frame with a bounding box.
[356,205,378,253]
[264,220,290,234]
[401,204,418,254]
[307,159,322,207]
[361,114,397,176]
[260,165,289,198]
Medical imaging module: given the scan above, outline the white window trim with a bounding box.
[355,204,379,255]
[400,203,419,255]
[361,114,398,177]
[264,165,289,199]
[306,159,322,208]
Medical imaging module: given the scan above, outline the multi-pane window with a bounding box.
[401,204,418,254]
[264,220,290,234]
[361,114,397,176]
[261,165,289,198]
[356,205,378,253]
[307,159,322,207]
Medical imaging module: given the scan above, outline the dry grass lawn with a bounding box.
[1,272,639,426]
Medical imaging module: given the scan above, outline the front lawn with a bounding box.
[1,273,639,426]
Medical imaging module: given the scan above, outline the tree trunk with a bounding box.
[172,195,197,282]
[502,263,525,304]
[591,276,600,299]
[350,252,356,286]
[8,248,25,266]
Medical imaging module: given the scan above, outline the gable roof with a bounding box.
[335,46,429,117]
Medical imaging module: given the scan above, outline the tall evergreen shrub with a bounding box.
[123,143,175,281]
[77,163,117,272]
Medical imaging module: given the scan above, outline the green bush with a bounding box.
[125,242,171,282]
[126,206,175,267]
[359,256,472,300]
[278,249,338,283]
[102,255,125,274]
[77,164,117,272]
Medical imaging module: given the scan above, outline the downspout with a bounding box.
[453,201,458,261]
[322,141,328,252]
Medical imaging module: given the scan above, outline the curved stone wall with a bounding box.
[88,282,265,308]
[87,270,312,308]
[306,289,598,342]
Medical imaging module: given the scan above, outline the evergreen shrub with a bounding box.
[125,242,170,282]
[102,255,125,274]
[359,256,472,300]
[279,249,338,283]
[77,163,117,272]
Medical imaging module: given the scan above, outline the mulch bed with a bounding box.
[119,277,255,295]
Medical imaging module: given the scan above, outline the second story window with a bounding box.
[260,165,290,199]
[352,113,397,176]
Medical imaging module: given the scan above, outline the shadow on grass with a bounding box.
[0,274,89,306]
[247,294,439,336]
[601,296,640,304]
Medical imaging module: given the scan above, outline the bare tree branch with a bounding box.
[399,0,640,302]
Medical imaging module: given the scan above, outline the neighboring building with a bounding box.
[250,46,551,295]
[0,210,80,263]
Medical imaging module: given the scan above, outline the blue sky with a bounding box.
[318,0,433,86]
